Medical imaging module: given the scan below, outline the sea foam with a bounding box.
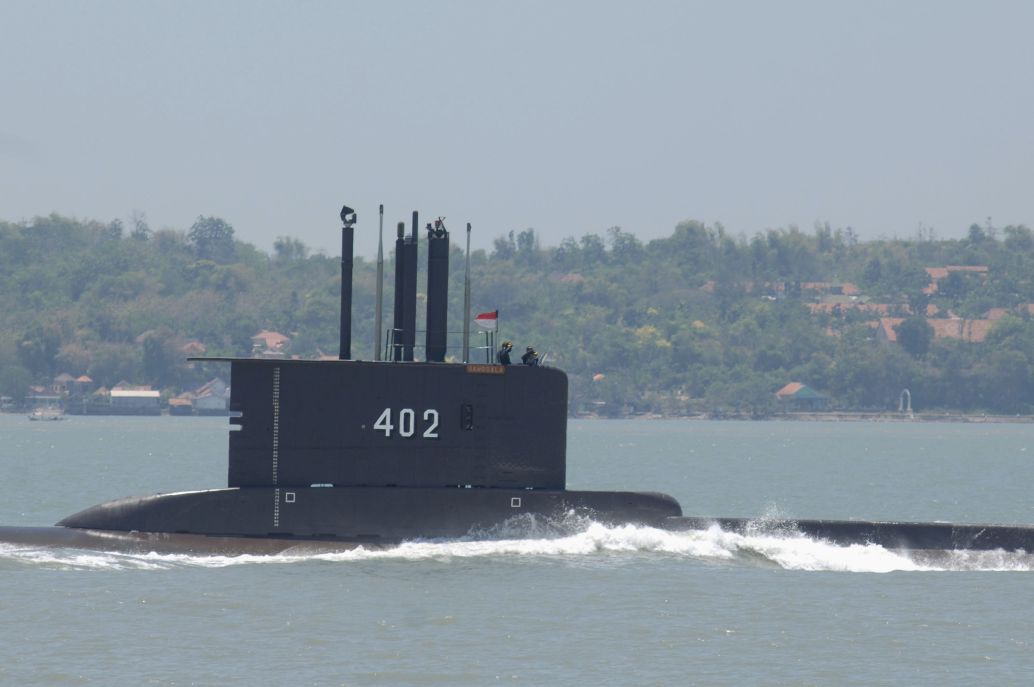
[2,522,1031,572]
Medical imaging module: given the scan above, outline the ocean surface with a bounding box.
[2,416,1034,685]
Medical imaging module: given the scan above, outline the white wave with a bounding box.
[0,544,172,571]
[2,523,1032,572]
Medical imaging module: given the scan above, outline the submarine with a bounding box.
[3,205,1034,556]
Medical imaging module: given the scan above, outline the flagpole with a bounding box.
[462,222,471,363]
[490,314,496,364]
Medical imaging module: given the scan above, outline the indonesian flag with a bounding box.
[474,310,498,331]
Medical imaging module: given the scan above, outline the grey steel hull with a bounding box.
[0,526,361,555]
[54,486,683,542]
[1,487,683,555]
[664,516,1034,552]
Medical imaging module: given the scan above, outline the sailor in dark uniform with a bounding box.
[497,340,513,365]
[521,346,539,366]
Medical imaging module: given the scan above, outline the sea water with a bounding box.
[1,416,1033,685]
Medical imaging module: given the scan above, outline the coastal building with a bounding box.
[52,373,76,394]
[922,265,988,295]
[110,389,161,415]
[193,378,229,415]
[166,379,230,416]
[775,383,829,411]
[984,304,1034,321]
[52,373,95,396]
[180,340,207,356]
[252,330,290,359]
[877,317,993,345]
[168,395,195,416]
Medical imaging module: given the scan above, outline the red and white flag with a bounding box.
[474,310,498,331]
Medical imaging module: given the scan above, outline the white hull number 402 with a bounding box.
[373,408,440,438]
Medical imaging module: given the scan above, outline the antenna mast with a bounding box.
[463,222,471,363]
[374,204,384,360]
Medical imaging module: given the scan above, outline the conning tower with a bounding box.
[229,207,567,490]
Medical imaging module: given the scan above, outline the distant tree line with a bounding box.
[3,213,1034,416]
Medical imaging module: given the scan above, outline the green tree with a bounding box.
[894,317,934,358]
[17,323,62,378]
[141,328,181,388]
[188,216,236,263]
[515,229,539,266]
[937,271,976,301]
[130,210,151,240]
[491,231,516,260]
[273,236,309,262]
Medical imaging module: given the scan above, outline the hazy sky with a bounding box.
[2,1,1032,257]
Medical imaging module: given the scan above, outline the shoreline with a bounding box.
[575,411,1034,423]
[6,409,1031,424]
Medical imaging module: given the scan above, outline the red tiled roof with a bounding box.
[984,308,1010,321]
[252,330,290,349]
[984,304,1034,319]
[840,283,860,296]
[923,265,989,294]
[775,382,805,398]
[928,318,992,343]
[879,317,992,343]
[180,340,207,355]
[878,318,904,342]
[775,382,826,400]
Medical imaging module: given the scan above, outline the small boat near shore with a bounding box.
[28,406,65,422]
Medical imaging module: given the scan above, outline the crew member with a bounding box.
[497,340,513,365]
[521,346,539,366]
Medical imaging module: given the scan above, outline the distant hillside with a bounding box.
[4,214,1034,416]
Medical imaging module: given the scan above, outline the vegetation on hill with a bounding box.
[4,214,1034,416]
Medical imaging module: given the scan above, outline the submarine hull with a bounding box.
[5,515,1033,556]
[56,487,683,542]
[0,526,359,555]
[665,516,1034,552]
[41,488,1034,554]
